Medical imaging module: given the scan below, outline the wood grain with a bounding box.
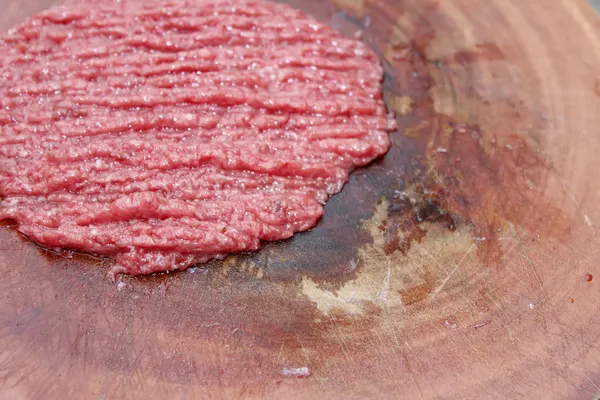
[1,0,600,398]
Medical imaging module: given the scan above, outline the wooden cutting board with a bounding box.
[2,0,600,398]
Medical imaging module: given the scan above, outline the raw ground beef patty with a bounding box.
[0,0,394,276]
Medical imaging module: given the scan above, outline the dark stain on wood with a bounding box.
[449,42,505,64]
[400,270,437,306]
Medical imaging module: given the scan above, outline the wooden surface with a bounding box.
[2,0,600,398]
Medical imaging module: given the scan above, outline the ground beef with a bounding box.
[0,0,394,276]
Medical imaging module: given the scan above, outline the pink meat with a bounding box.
[0,0,394,276]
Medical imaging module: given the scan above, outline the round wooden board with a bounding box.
[2,0,600,398]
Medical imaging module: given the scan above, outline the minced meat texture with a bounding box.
[0,0,394,276]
